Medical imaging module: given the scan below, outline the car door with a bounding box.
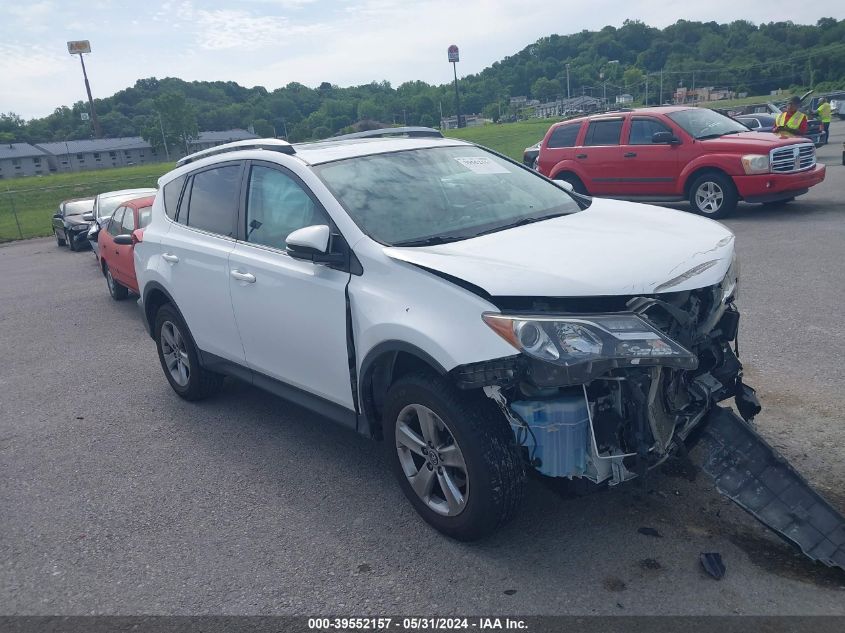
[160,161,246,364]
[576,117,627,195]
[227,161,355,411]
[101,207,123,276]
[113,206,137,290]
[618,116,681,196]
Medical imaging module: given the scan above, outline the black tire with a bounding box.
[555,173,588,195]
[383,371,525,541]
[67,231,78,251]
[154,303,224,401]
[103,262,128,301]
[55,230,66,247]
[688,172,738,219]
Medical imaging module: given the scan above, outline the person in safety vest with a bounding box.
[816,98,832,145]
[774,96,808,137]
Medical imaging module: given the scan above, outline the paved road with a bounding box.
[1,123,844,615]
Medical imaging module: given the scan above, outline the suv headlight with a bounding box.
[72,223,90,231]
[483,313,697,383]
[741,154,770,175]
[722,253,739,303]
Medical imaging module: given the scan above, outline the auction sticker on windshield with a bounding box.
[454,156,510,174]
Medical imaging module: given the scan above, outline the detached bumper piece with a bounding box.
[695,406,845,571]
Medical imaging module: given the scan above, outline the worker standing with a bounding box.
[774,96,808,137]
[816,98,832,145]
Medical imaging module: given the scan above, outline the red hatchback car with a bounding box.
[98,195,155,300]
[537,106,826,218]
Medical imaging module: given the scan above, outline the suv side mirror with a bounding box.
[652,131,680,145]
[131,229,144,245]
[286,225,344,265]
[556,180,574,193]
[82,212,95,222]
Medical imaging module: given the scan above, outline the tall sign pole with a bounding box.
[67,40,102,138]
[447,45,462,129]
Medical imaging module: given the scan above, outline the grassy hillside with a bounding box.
[0,163,174,242]
[444,119,560,161]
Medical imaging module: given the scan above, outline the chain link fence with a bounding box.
[1,174,161,243]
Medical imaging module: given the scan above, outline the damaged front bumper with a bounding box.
[454,280,845,570]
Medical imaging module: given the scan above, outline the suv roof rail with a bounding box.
[329,126,443,141]
[176,138,295,166]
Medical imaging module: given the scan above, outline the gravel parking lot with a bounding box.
[1,122,844,616]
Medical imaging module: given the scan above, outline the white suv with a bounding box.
[135,129,746,540]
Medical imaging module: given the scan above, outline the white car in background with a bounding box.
[130,131,844,569]
[85,188,156,259]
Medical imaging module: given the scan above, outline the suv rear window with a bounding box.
[547,124,580,148]
[184,166,240,237]
[163,175,186,220]
[584,119,623,146]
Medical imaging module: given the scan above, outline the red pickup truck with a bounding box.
[537,106,826,218]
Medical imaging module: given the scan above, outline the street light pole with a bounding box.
[157,112,170,162]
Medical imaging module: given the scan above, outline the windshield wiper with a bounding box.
[471,212,570,238]
[392,235,467,247]
[698,130,743,140]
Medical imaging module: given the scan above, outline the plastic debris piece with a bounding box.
[693,406,845,571]
[700,552,726,580]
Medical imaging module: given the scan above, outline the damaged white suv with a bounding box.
[135,130,844,566]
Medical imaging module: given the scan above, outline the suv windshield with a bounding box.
[668,108,748,139]
[314,146,582,246]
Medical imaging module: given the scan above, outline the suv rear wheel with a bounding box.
[154,304,224,401]
[688,172,738,219]
[383,371,525,541]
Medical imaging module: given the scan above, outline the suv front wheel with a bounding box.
[383,371,525,541]
[154,304,224,401]
[688,172,738,219]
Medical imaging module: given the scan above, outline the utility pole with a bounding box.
[448,45,462,128]
[692,71,696,102]
[566,63,571,100]
[67,41,102,138]
[645,74,649,106]
[157,112,170,161]
[659,69,663,105]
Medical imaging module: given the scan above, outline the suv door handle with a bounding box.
[624,152,637,158]
[230,270,256,283]
[576,153,588,159]
[162,253,179,263]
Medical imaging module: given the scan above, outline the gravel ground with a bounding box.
[1,122,844,615]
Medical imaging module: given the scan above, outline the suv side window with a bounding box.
[163,174,186,220]
[584,119,623,146]
[121,208,136,234]
[547,124,580,148]
[245,165,329,250]
[184,165,240,237]
[628,118,673,145]
[108,208,125,237]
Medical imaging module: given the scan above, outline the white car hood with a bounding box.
[384,198,735,297]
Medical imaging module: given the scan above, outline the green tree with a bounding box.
[141,92,198,156]
[252,118,274,137]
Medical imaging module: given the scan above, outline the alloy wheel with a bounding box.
[106,269,116,295]
[160,321,190,387]
[395,404,469,516]
[695,181,724,214]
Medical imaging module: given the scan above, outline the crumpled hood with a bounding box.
[384,198,735,297]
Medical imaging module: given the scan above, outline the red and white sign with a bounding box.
[67,40,91,55]
[447,45,459,63]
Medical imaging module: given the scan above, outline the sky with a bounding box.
[1,0,843,119]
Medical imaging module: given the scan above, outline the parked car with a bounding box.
[51,197,94,251]
[537,106,826,218]
[84,188,157,260]
[97,195,154,300]
[131,133,758,542]
[734,114,776,133]
[522,140,541,169]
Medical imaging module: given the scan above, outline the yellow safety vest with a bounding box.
[775,110,807,134]
[817,102,831,123]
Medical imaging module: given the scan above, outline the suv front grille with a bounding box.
[770,143,815,173]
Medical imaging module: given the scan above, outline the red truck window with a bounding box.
[584,119,623,146]
[547,124,580,148]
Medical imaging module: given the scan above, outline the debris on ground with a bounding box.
[700,552,726,580]
[637,527,663,538]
